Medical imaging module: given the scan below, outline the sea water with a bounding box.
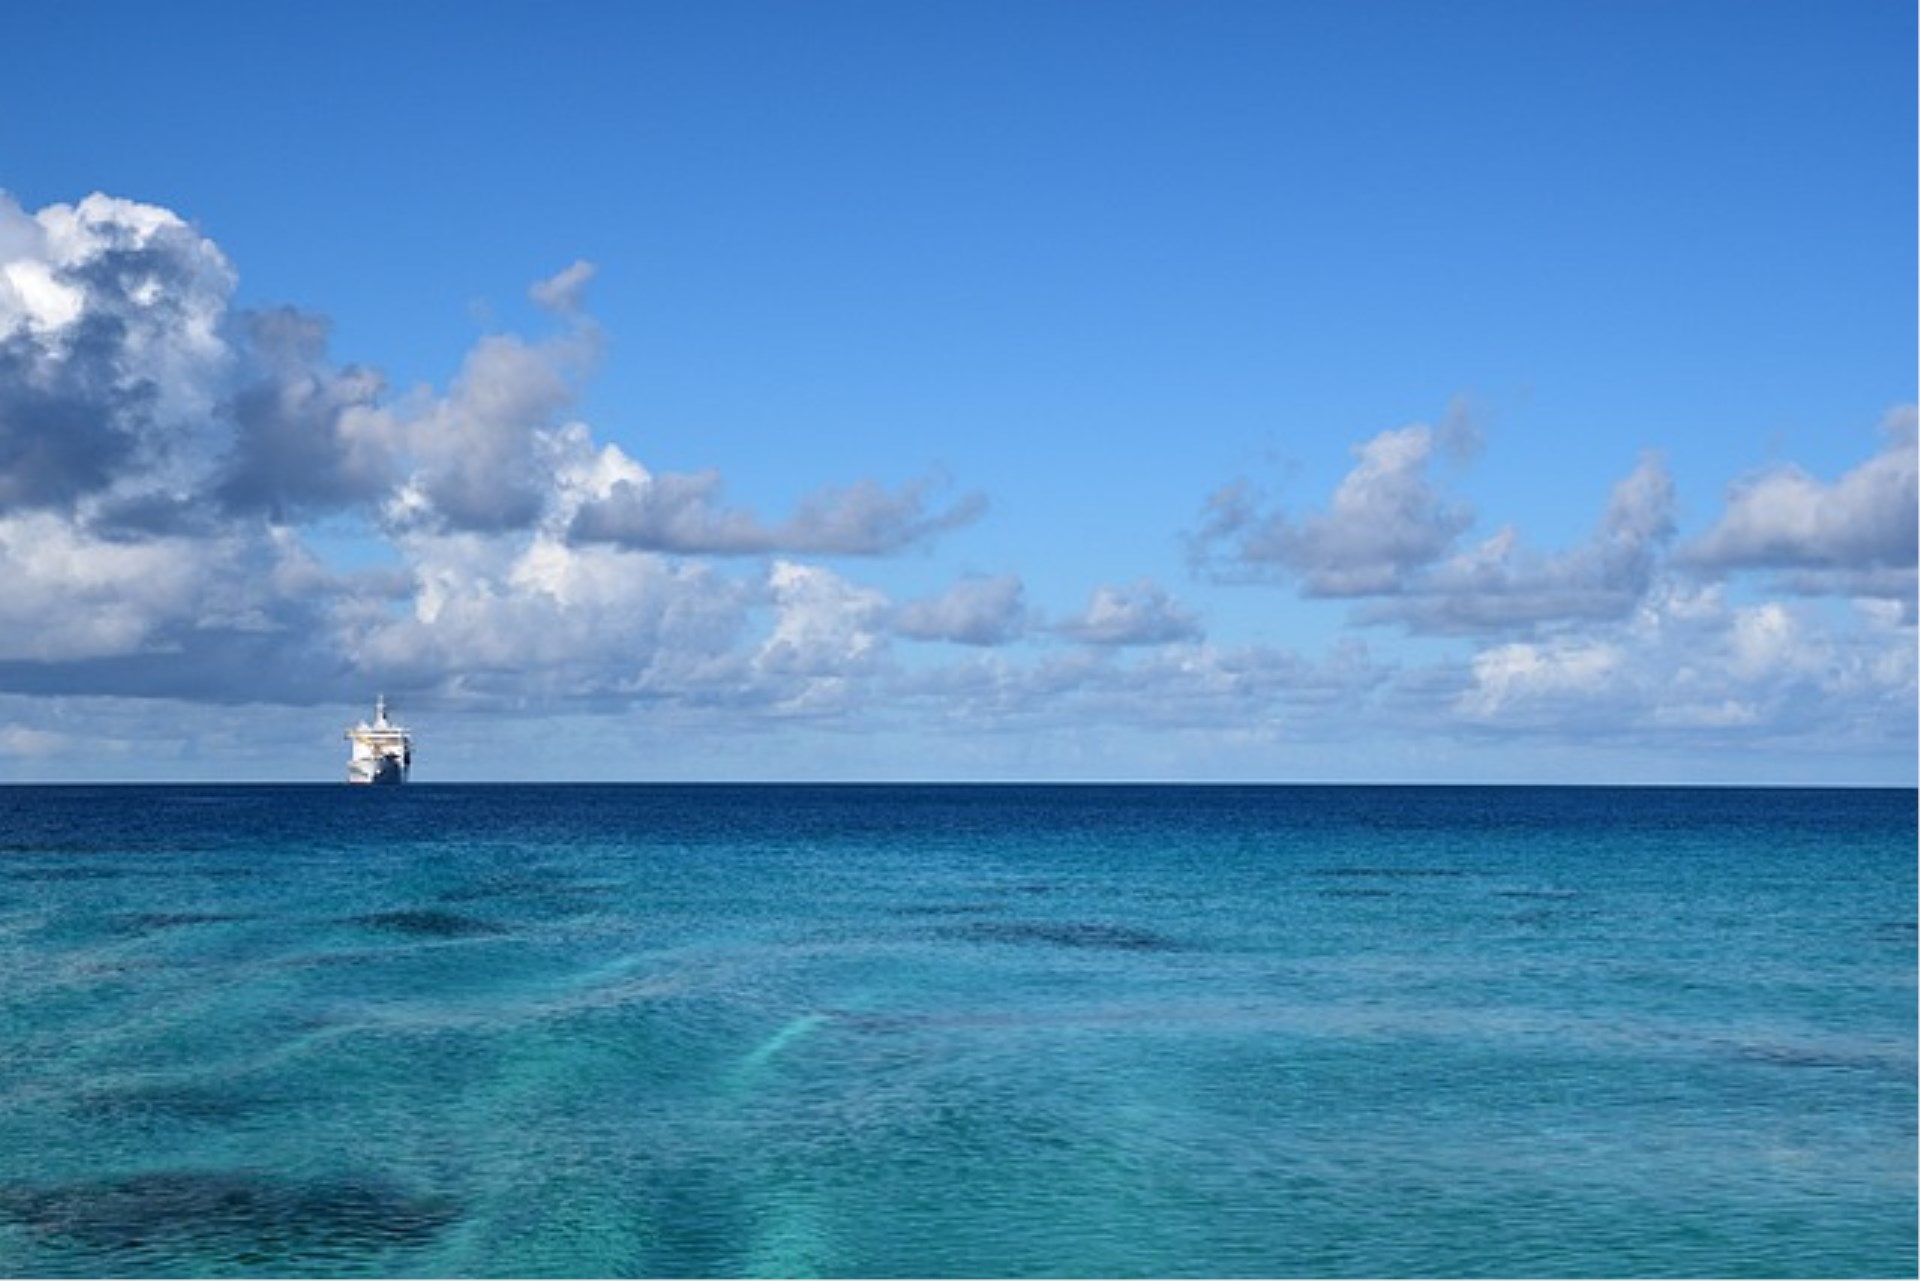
[0,784,1912,1278]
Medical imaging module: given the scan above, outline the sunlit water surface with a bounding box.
[0,784,1912,1277]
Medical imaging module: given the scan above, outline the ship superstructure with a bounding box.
[345,696,412,784]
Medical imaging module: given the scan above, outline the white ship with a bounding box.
[345,696,412,785]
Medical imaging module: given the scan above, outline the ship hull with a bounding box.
[347,758,408,785]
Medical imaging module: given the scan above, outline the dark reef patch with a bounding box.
[349,909,505,939]
[1310,867,1470,880]
[942,920,1182,952]
[111,911,252,934]
[0,1169,460,1259]
[4,864,127,883]
[1507,907,1595,927]
[894,901,1002,917]
[1729,1042,1901,1073]
[435,876,614,910]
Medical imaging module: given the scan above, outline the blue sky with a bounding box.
[0,0,1913,782]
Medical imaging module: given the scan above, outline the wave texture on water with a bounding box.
[0,784,1913,1277]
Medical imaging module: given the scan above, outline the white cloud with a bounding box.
[753,561,890,714]
[569,470,986,556]
[1,256,83,332]
[0,723,77,758]
[1,191,236,512]
[1197,410,1680,636]
[353,529,750,707]
[1055,579,1203,646]
[1364,453,1677,633]
[1686,406,1917,588]
[0,501,384,707]
[1725,602,1819,681]
[529,259,597,314]
[1196,419,1474,595]
[892,638,1382,742]
[893,574,1028,646]
[566,468,768,553]
[0,193,983,723]
[0,511,205,661]
[1433,582,1914,756]
[11,193,232,356]
[213,308,399,521]
[1649,699,1760,729]
[1457,639,1623,718]
[399,330,587,532]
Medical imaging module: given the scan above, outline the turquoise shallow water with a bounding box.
[0,784,1912,1277]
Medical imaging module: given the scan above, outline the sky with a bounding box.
[0,0,1913,784]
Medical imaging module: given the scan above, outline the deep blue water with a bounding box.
[0,784,1912,1277]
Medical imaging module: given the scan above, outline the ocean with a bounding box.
[0,784,1911,1278]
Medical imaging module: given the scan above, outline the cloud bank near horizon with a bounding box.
[0,192,1912,776]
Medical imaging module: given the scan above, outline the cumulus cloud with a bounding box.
[751,561,891,715]
[1456,638,1624,718]
[1363,452,1677,633]
[0,192,606,710]
[1197,409,1679,636]
[568,470,986,556]
[398,330,586,532]
[212,308,397,521]
[0,328,141,510]
[892,574,1028,646]
[1684,407,1917,603]
[1441,582,1915,753]
[0,191,591,540]
[1183,406,1914,762]
[0,509,213,662]
[0,192,992,726]
[1,192,234,513]
[0,506,381,705]
[351,525,752,708]
[1194,414,1476,595]
[1055,579,1203,646]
